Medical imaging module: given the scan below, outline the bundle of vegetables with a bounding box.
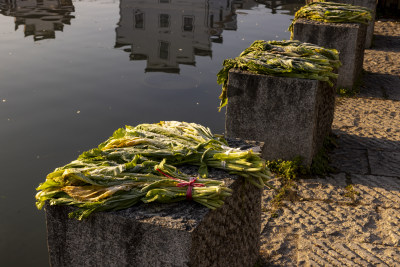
[288,1,373,38]
[217,40,341,109]
[36,121,271,220]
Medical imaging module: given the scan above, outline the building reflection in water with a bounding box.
[255,0,304,15]
[114,0,250,74]
[0,0,75,41]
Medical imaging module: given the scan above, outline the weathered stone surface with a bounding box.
[377,208,400,246]
[329,147,369,174]
[293,19,367,89]
[351,174,400,208]
[45,173,262,267]
[266,200,379,243]
[297,236,400,266]
[306,0,377,48]
[296,173,350,202]
[368,149,400,177]
[225,70,335,165]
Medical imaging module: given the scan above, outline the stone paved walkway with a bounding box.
[259,19,400,266]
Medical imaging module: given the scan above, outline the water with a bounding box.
[0,0,302,265]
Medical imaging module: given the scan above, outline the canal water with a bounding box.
[0,0,303,265]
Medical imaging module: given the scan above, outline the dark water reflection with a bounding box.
[114,0,253,73]
[0,0,75,41]
[0,0,303,265]
[256,0,303,14]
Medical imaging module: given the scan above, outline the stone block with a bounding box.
[225,69,336,165]
[45,172,262,267]
[293,19,367,89]
[305,0,377,48]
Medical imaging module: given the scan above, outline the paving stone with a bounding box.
[296,173,350,202]
[332,129,400,151]
[259,227,298,266]
[351,174,400,208]
[333,98,400,131]
[261,178,282,230]
[359,73,400,101]
[332,98,400,151]
[329,148,369,175]
[377,208,400,247]
[297,236,400,266]
[374,20,400,38]
[368,150,400,177]
[266,201,380,243]
[364,51,400,75]
[372,35,400,52]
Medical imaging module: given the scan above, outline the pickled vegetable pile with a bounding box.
[36,121,271,220]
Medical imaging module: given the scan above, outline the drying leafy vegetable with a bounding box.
[36,121,271,220]
[288,1,373,38]
[217,40,341,110]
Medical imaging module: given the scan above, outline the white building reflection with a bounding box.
[0,0,74,41]
[114,0,250,73]
[256,0,303,15]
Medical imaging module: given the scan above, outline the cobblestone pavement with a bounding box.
[259,19,400,266]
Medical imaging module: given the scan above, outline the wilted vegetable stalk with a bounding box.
[36,121,271,220]
[288,1,373,39]
[217,40,341,110]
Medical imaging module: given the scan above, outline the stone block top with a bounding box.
[306,0,377,11]
[295,18,365,28]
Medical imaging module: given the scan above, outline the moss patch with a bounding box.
[344,184,360,202]
[336,71,364,97]
[266,133,338,179]
[266,156,307,180]
[266,134,338,218]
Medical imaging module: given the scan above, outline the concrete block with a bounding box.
[293,19,367,89]
[45,171,262,267]
[225,69,336,166]
[305,0,377,48]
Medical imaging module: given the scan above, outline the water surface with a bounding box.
[0,0,302,265]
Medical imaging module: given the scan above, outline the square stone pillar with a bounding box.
[305,0,377,48]
[225,70,336,166]
[293,19,367,90]
[45,172,262,267]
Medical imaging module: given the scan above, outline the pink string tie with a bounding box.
[156,169,205,200]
